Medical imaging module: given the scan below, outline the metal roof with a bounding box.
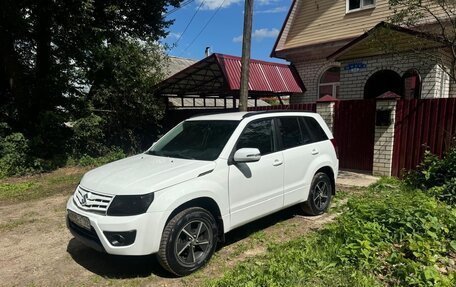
[166,56,197,77]
[155,53,305,98]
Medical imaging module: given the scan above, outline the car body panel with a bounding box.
[80,154,215,195]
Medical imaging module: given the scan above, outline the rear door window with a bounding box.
[278,117,303,149]
[301,117,328,142]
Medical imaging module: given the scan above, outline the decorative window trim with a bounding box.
[346,0,376,14]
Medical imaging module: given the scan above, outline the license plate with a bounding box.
[68,210,91,230]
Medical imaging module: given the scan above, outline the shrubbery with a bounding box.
[210,148,456,287]
[0,118,129,178]
[210,178,456,287]
[406,145,456,205]
[0,132,36,177]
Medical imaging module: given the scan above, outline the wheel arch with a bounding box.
[315,166,336,195]
[165,197,225,242]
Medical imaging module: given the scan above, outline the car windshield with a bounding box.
[146,120,239,161]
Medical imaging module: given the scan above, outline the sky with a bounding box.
[161,0,291,63]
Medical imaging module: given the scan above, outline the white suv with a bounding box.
[66,111,338,276]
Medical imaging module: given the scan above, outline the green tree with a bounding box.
[85,39,168,153]
[0,0,180,159]
[387,0,456,81]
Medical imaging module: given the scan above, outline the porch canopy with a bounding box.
[155,53,305,99]
[328,22,446,61]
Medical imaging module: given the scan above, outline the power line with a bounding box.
[173,0,205,46]
[179,0,227,56]
[165,0,195,17]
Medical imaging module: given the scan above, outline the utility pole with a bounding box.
[239,0,253,111]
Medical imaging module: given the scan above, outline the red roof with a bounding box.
[156,53,305,97]
[215,54,304,93]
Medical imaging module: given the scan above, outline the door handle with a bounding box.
[311,149,319,155]
[272,159,283,166]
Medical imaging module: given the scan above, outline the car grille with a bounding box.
[73,186,114,214]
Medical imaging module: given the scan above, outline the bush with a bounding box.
[428,178,456,206]
[67,148,126,167]
[0,133,40,177]
[405,145,456,205]
[70,114,108,157]
[209,178,456,287]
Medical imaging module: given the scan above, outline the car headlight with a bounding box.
[107,193,154,216]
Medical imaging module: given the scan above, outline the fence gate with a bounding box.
[333,100,377,172]
[392,98,456,177]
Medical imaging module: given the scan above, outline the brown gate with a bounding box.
[392,98,456,177]
[333,100,376,172]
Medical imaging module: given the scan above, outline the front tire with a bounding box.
[301,172,333,216]
[158,207,218,276]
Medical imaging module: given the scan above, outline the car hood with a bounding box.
[79,154,216,195]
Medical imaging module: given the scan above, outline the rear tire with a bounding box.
[157,207,218,276]
[301,172,332,216]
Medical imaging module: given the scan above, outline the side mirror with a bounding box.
[233,148,261,163]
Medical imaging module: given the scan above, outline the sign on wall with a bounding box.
[344,62,367,73]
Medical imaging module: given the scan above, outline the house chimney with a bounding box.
[205,47,211,57]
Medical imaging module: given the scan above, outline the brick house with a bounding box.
[272,0,456,103]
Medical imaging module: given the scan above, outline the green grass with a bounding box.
[0,151,126,203]
[0,168,86,203]
[207,178,456,287]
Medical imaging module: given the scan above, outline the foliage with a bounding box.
[86,39,168,152]
[0,133,36,177]
[0,181,40,201]
[428,178,456,205]
[0,150,125,202]
[67,148,126,167]
[70,114,107,157]
[0,0,181,176]
[387,0,456,81]
[208,178,456,287]
[405,146,456,205]
[0,168,84,202]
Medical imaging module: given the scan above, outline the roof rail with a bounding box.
[242,110,314,118]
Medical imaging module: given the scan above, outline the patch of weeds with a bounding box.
[0,182,40,201]
[250,230,266,244]
[207,177,456,287]
[230,242,250,257]
[0,168,85,203]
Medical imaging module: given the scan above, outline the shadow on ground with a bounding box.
[67,205,303,279]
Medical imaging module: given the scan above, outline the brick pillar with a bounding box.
[373,92,399,176]
[316,95,339,133]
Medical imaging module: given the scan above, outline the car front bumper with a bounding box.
[66,197,163,255]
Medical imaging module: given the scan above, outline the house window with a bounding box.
[319,67,340,98]
[347,0,375,12]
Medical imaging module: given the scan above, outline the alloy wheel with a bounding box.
[174,220,213,266]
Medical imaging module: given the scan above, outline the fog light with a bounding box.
[104,230,136,246]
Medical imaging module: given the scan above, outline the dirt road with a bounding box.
[0,185,345,287]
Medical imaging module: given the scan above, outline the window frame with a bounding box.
[318,66,340,99]
[346,0,376,14]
